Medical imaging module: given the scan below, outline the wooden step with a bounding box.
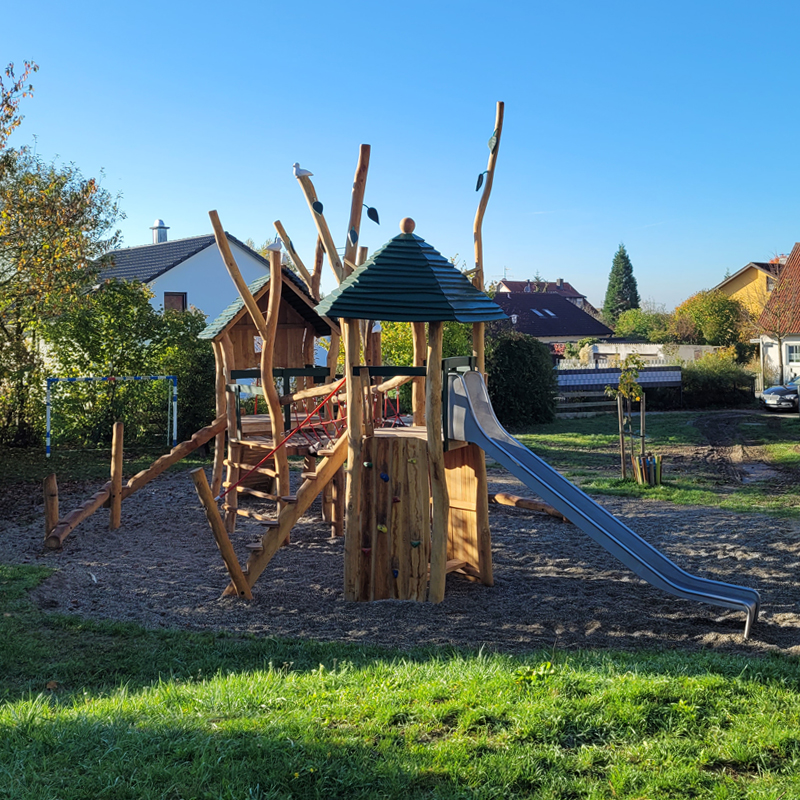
[235,486,279,501]
[315,448,337,457]
[300,471,317,480]
[223,460,276,477]
[279,495,298,504]
[235,508,278,525]
[245,542,265,552]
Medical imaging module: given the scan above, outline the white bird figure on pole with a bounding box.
[265,239,282,252]
[293,162,313,178]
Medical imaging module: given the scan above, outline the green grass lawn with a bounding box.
[1,565,799,799]
[513,412,800,517]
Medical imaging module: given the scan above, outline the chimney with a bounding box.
[150,219,169,244]
[556,278,564,288]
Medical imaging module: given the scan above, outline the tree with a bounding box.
[0,134,123,441]
[486,331,557,426]
[1,61,38,151]
[603,244,640,325]
[672,290,747,347]
[39,280,215,445]
[614,304,672,342]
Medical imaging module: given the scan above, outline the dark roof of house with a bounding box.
[496,279,586,299]
[713,260,785,293]
[759,243,800,334]
[495,293,613,338]
[99,232,313,300]
[315,230,506,323]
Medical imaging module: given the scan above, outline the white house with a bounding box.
[99,220,276,323]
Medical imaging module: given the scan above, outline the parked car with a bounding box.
[760,376,800,411]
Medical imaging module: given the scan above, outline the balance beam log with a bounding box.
[489,492,568,522]
[122,416,226,500]
[45,481,112,549]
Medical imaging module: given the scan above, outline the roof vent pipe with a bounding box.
[150,219,169,244]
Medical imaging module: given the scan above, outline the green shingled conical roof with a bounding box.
[315,220,506,323]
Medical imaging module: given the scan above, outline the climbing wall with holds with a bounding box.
[358,429,431,601]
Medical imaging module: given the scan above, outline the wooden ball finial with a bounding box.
[399,217,416,234]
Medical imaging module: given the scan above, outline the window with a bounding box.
[543,309,557,317]
[767,277,776,292]
[788,344,800,364]
[531,308,544,317]
[164,292,187,311]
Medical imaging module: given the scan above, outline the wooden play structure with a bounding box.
[44,101,561,603]
[187,103,519,603]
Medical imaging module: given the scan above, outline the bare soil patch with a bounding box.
[1,454,798,657]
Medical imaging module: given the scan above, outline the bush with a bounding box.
[681,348,756,409]
[486,331,557,427]
[39,280,215,449]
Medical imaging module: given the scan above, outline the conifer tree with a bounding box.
[603,243,640,326]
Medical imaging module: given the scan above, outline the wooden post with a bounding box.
[210,340,227,497]
[311,235,324,302]
[209,211,268,340]
[617,394,627,479]
[472,100,504,376]
[427,320,449,603]
[190,468,252,599]
[343,319,364,600]
[109,421,124,531]
[262,250,291,510]
[295,174,345,284]
[273,220,314,289]
[43,474,59,539]
[343,146,371,279]
[411,321,426,426]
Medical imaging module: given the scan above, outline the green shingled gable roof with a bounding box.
[198,269,331,340]
[315,232,506,323]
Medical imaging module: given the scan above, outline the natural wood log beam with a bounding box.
[489,492,568,522]
[343,146,371,279]
[109,421,124,530]
[427,321,449,603]
[209,210,268,339]
[343,321,364,600]
[273,220,314,289]
[46,481,112,549]
[262,250,291,511]
[43,473,59,539]
[211,340,227,497]
[472,101,504,375]
[122,416,226,499]
[295,175,344,284]
[191,468,252,599]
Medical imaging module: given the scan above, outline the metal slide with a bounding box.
[447,370,760,638]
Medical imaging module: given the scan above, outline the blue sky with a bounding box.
[5,1,799,311]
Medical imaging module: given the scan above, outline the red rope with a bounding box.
[215,377,347,502]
